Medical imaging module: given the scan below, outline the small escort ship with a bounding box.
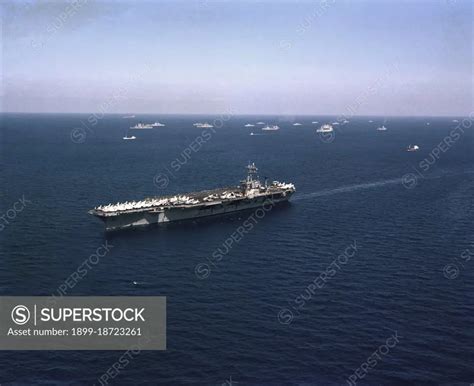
[89,163,296,231]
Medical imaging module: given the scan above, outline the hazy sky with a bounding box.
[1,0,473,115]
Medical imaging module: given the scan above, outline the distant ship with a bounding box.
[293,123,302,126]
[452,119,459,123]
[407,144,420,152]
[262,125,280,131]
[194,122,213,128]
[123,135,136,140]
[245,123,255,127]
[317,124,334,133]
[256,122,265,125]
[332,121,340,125]
[377,118,388,131]
[131,123,153,129]
[123,115,135,119]
[89,163,296,231]
[151,122,165,127]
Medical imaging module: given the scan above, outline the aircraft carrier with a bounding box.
[89,163,296,230]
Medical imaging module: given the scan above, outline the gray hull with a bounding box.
[99,194,292,231]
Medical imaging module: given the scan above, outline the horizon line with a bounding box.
[0,111,469,118]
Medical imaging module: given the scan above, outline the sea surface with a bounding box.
[1,113,473,385]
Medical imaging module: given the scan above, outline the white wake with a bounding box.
[294,177,405,201]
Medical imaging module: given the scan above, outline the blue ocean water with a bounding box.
[1,113,473,385]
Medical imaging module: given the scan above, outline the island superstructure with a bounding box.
[89,163,296,230]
